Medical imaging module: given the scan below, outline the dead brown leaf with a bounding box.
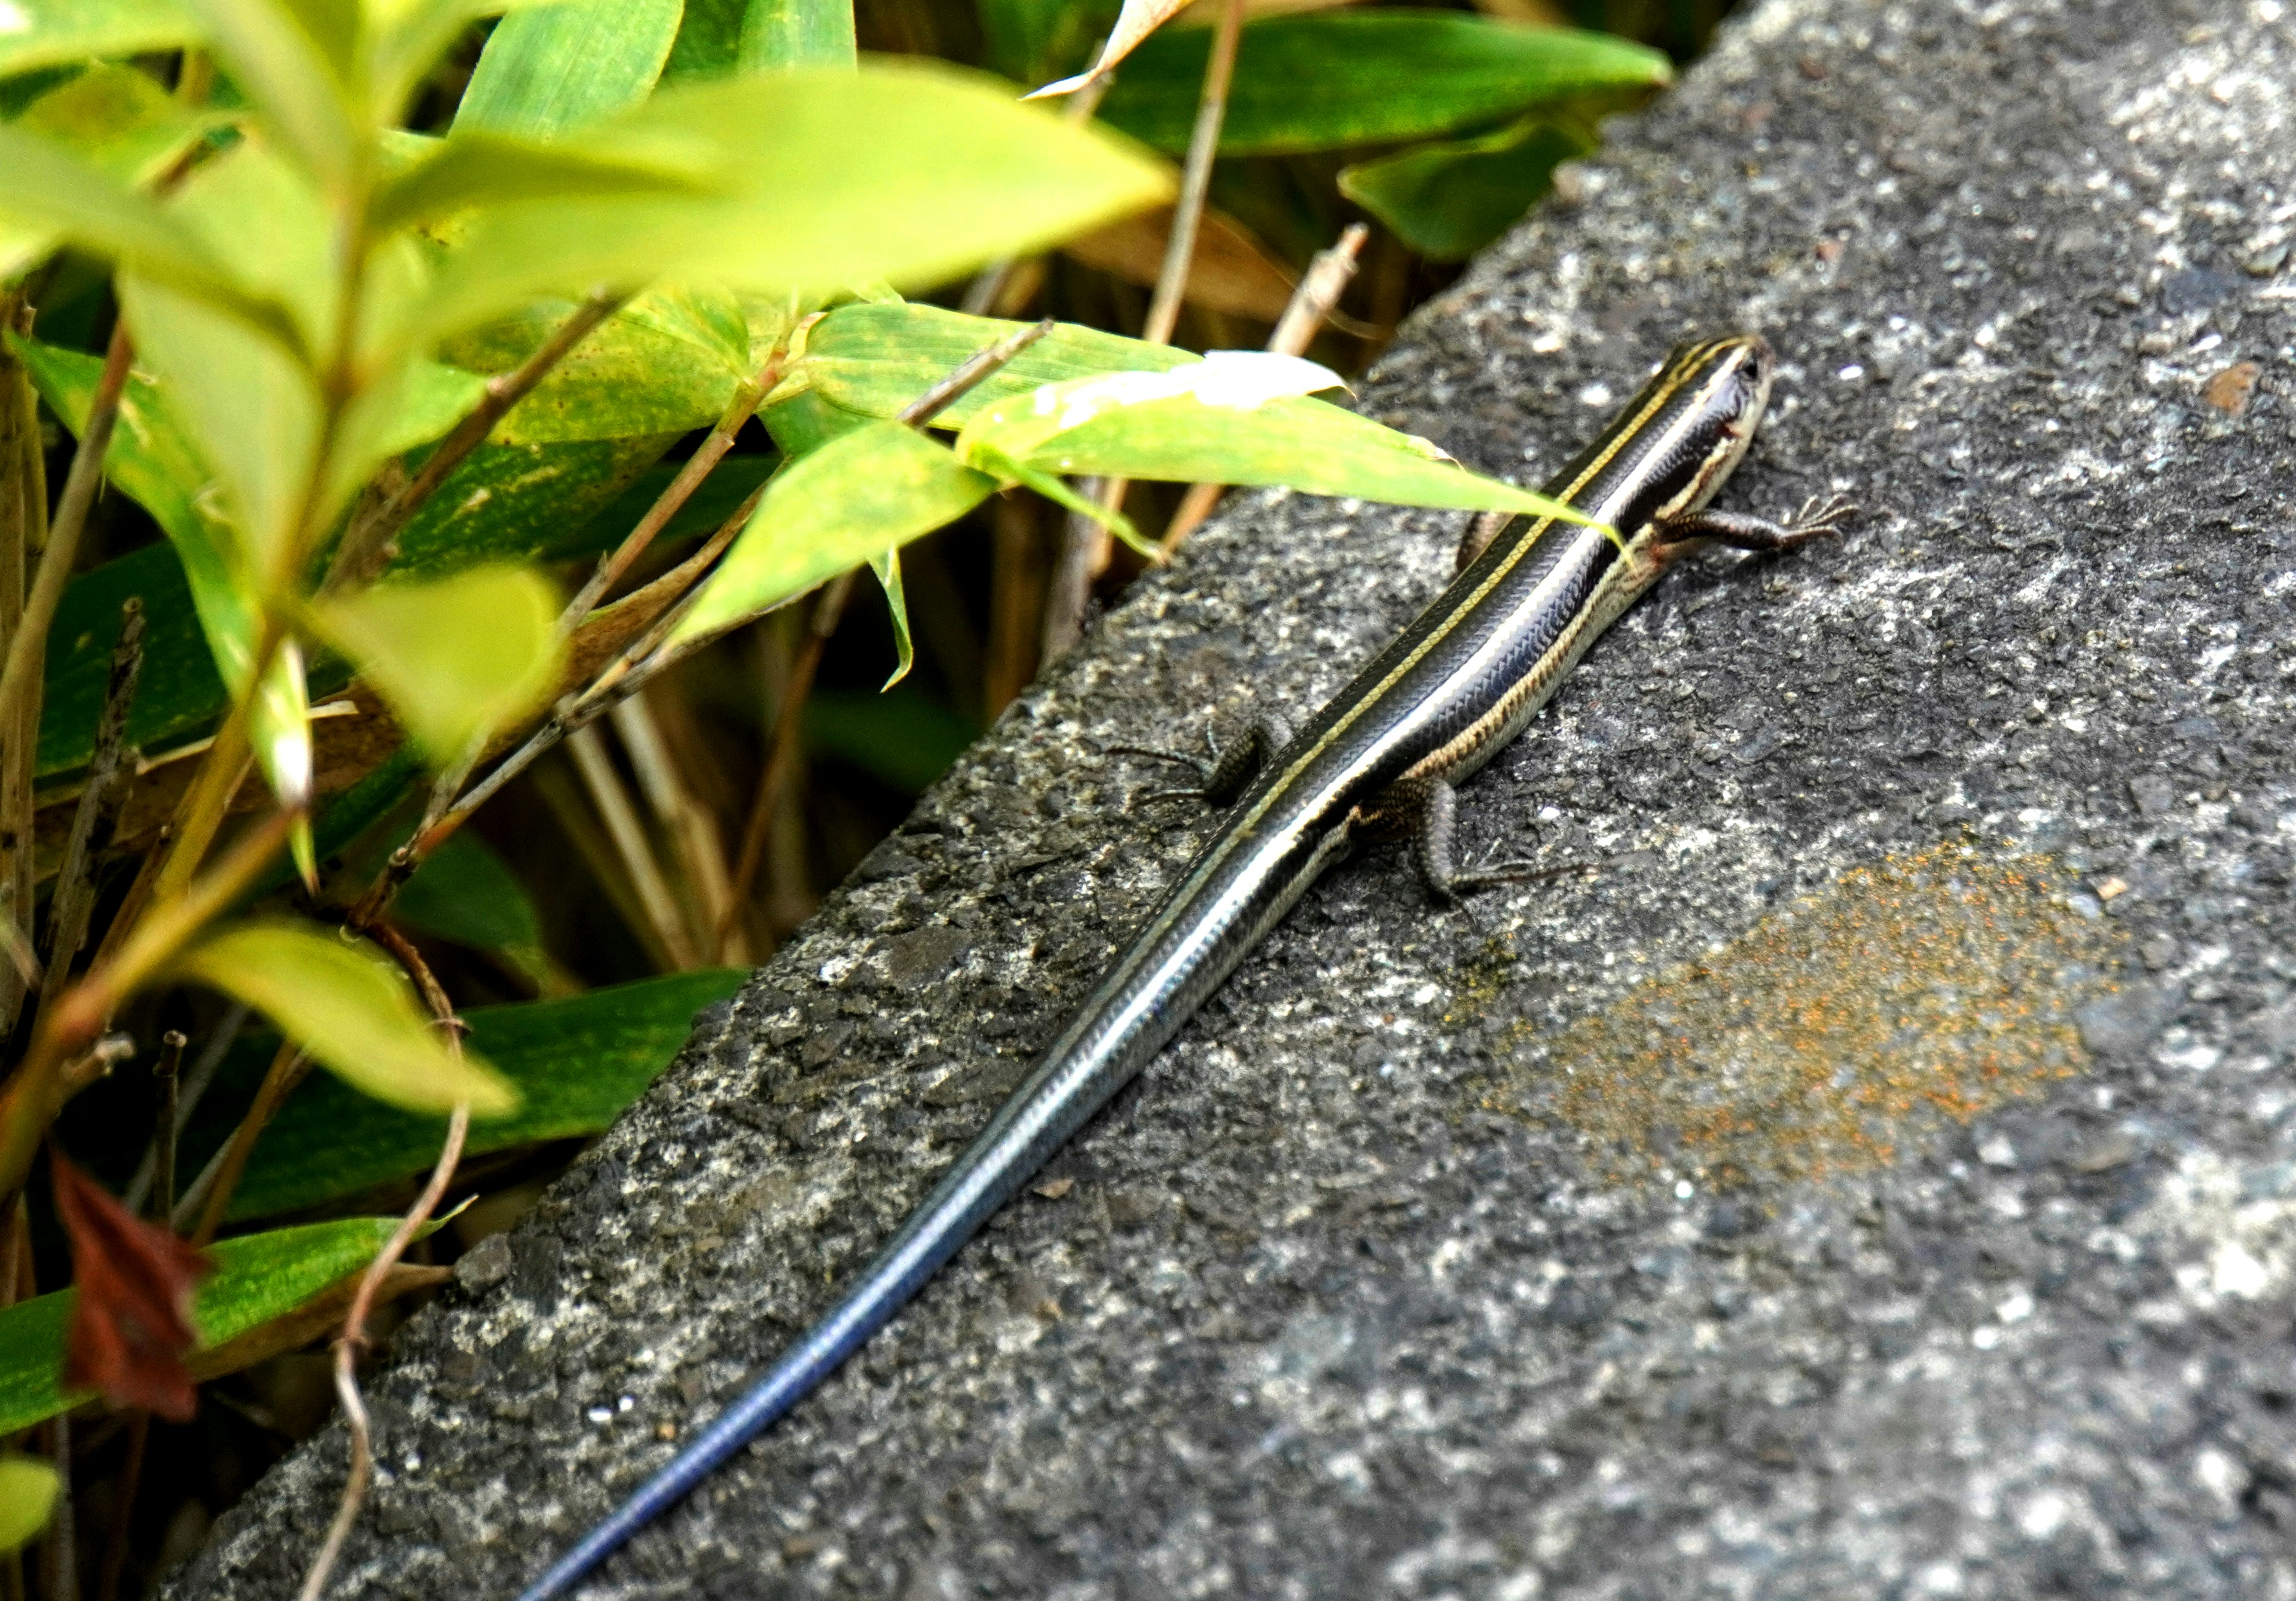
[53,1153,212,1420]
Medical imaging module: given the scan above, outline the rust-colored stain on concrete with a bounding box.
[1499,844,2127,1190]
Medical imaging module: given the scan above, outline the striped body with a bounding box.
[517,335,1782,1601]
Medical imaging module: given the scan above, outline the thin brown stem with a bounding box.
[187,1040,306,1245]
[558,347,788,628]
[0,320,129,739]
[1044,0,1244,662]
[611,693,736,964]
[568,722,698,969]
[38,597,145,1018]
[125,1008,240,1216]
[717,570,851,957]
[894,318,1055,426]
[0,808,294,1215]
[297,925,468,1601]
[328,291,627,593]
[1161,222,1367,551]
[0,296,43,1039]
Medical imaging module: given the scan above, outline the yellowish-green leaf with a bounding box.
[456,0,682,139]
[176,923,518,1113]
[439,286,748,445]
[741,0,856,72]
[312,564,564,760]
[0,1217,429,1437]
[0,1459,58,1555]
[784,301,1195,429]
[0,63,214,280]
[868,548,911,689]
[955,354,1602,524]
[0,0,199,78]
[0,123,291,341]
[181,0,357,191]
[406,62,1171,354]
[674,421,994,647]
[368,127,718,239]
[368,1,546,124]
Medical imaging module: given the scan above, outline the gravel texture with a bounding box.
[170,0,2296,1596]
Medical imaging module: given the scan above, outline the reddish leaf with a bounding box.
[51,1153,212,1420]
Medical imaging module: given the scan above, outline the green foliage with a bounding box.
[312,564,564,760]
[0,1457,59,1553]
[0,0,200,80]
[0,1217,419,1435]
[674,421,997,647]
[176,924,518,1114]
[1340,118,1593,261]
[455,0,683,138]
[219,971,745,1218]
[0,63,213,279]
[1100,11,1669,155]
[393,830,548,966]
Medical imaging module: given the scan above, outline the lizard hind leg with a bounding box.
[1400,776,1591,906]
[1111,713,1293,809]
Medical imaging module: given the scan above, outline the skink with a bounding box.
[515,332,1850,1599]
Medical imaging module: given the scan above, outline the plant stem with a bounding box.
[296,925,468,1601]
[328,291,627,593]
[1042,0,1245,663]
[38,598,145,1018]
[0,322,127,740]
[187,1040,306,1245]
[558,347,788,628]
[0,808,293,1214]
[569,722,698,969]
[1161,221,1367,550]
[716,570,851,957]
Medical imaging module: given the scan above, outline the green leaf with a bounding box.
[0,63,214,280]
[0,0,200,80]
[368,128,718,239]
[181,0,358,191]
[954,353,1601,523]
[456,0,682,138]
[1339,117,1589,261]
[805,685,973,793]
[0,1217,416,1437]
[976,0,1115,85]
[313,564,564,760]
[0,1458,57,1555]
[740,0,856,72]
[394,830,545,959]
[19,337,696,780]
[1100,11,1669,155]
[661,0,747,83]
[868,548,911,689]
[438,287,749,445]
[787,301,1195,428]
[175,922,518,1114]
[408,63,1171,353]
[673,420,995,648]
[760,387,875,459]
[0,123,289,339]
[222,971,744,1219]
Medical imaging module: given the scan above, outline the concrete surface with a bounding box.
[169,0,2296,1594]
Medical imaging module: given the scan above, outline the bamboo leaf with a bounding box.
[955,353,1602,523]
[0,1458,59,1554]
[214,971,744,1220]
[175,922,518,1114]
[438,288,750,445]
[977,0,1116,86]
[408,63,1171,352]
[740,0,856,72]
[786,302,1195,429]
[0,123,291,340]
[1338,117,1590,261]
[0,0,200,79]
[312,564,564,761]
[868,548,912,689]
[671,420,996,648]
[0,63,215,280]
[179,0,358,190]
[456,0,682,138]
[368,129,718,239]
[394,831,546,963]
[0,1217,419,1437]
[1100,11,1669,155]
